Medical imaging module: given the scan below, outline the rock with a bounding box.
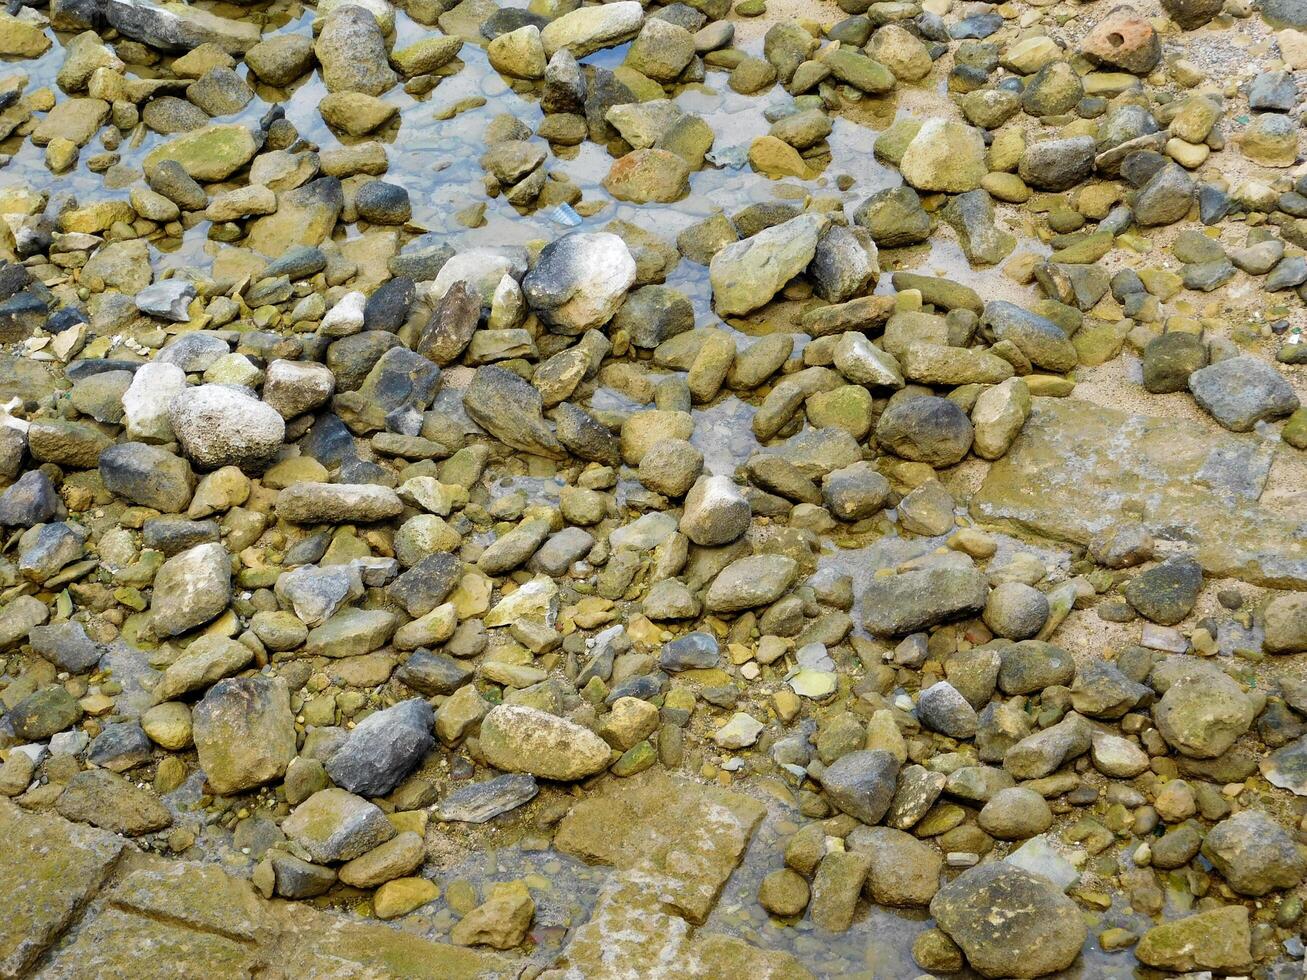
[338,831,424,888]
[1081,6,1160,74]
[917,682,978,738]
[1266,593,1307,653]
[1123,556,1202,624]
[1134,164,1195,226]
[0,471,60,526]
[283,788,396,863]
[659,631,719,671]
[679,475,750,546]
[1019,137,1095,192]
[105,0,258,53]
[1188,355,1299,431]
[325,699,435,797]
[541,1,643,57]
[436,774,538,822]
[192,675,296,794]
[1141,332,1206,393]
[758,868,810,916]
[899,120,987,193]
[523,232,635,334]
[170,385,285,471]
[479,704,611,780]
[853,186,931,247]
[9,686,82,740]
[245,33,315,86]
[315,4,395,95]
[978,787,1052,839]
[709,213,826,317]
[276,483,403,524]
[1201,809,1306,895]
[263,360,336,419]
[983,582,1049,639]
[1136,906,1251,972]
[982,302,1077,373]
[875,395,974,466]
[1239,113,1298,167]
[1161,0,1224,27]
[862,566,987,636]
[603,148,691,203]
[821,749,900,824]
[704,555,799,613]
[56,769,171,836]
[155,634,252,701]
[451,881,535,949]
[1003,712,1092,779]
[29,620,101,673]
[1154,672,1256,758]
[463,366,564,459]
[151,542,231,638]
[488,25,547,79]
[848,825,941,906]
[930,863,1086,978]
[143,124,259,182]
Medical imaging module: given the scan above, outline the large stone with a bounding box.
[704,555,799,613]
[1200,809,1306,896]
[862,566,988,636]
[170,384,285,471]
[143,123,259,181]
[1136,906,1251,972]
[315,4,395,95]
[479,704,611,781]
[899,120,987,193]
[0,800,125,977]
[192,675,296,794]
[522,232,636,334]
[972,398,1307,588]
[709,213,827,317]
[283,788,396,863]
[150,542,231,637]
[105,0,260,53]
[820,749,900,824]
[541,1,643,57]
[875,395,974,465]
[463,365,564,459]
[1154,672,1256,758]
[55,769,171,836]
[929,863,1086,978]
[276,483,403,524]
[326,698,435,797]
[554,770,766,924]
[1188,355,1299,431]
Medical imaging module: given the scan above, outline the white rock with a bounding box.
[263,359,336,419]
[169,384,286,470]
[521,232,636,334]
[123,362,187,443]
[320,290,367,335]
[833,332,904,388]
[714,712,764,749]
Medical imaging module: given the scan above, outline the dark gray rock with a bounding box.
[862,565,988,636]
[820,749,900,824]
[325,698,435,797]
[1188,355,1299,431]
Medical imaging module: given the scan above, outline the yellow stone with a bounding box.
[374,877,439,920]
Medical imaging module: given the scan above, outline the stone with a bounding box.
[1154,672,1256,758]
[704,555,799,613]
[151,542,231,638]
[862,566,988,636]
[283,788,396,863]
[820,749,900,824]
[709,213,826,317]
[1081,6,1160,74]
[541,1,643,58]
[193,675,296,794]
[603,149,691,203]
[436,774,538,823]
[463,366,563,459]
[169,385,285,471]
[850,825,942,907]
[56,769,171,836]
[326,699,435,797]
[155,634,252,701]
[1123,556,1202,624]
[276,483,403,524]
[479,705,611,780]
[899,120,987,193]
[450,881,534,949]
[143,124,259,181]
[1188,355,1299,431]
[929,863,1086,979]
[1265,593,1307,653]
[679,475,750,546]
[1136,906,1251,972]
[1201,809,1306,895]
[523,232,635,334]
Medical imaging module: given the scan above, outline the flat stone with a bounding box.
[973,399,1307,588]
[554,769,766,924]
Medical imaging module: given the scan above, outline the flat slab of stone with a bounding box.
[553,876,812,979]
[553,770,766,924]
[0,800,124,977]
[972,398,1307,588]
